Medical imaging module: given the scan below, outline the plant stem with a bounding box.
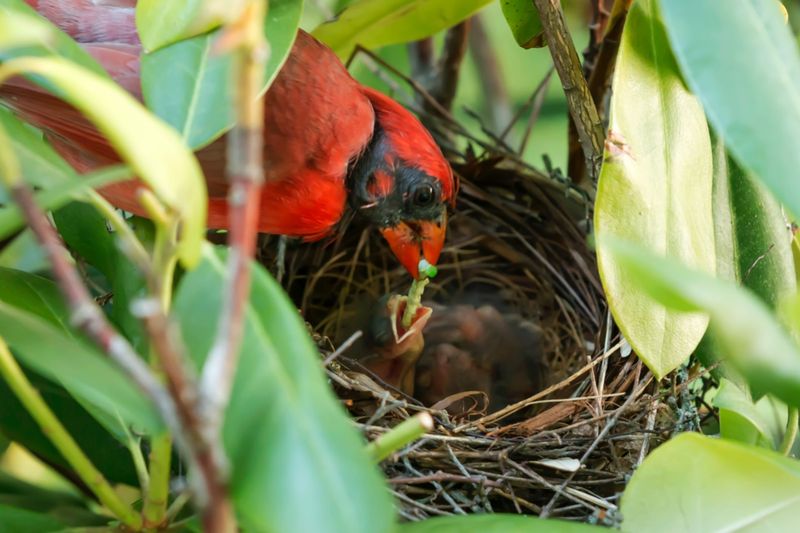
[780,407,798,456]
[143,432,172,528]
[0,337,142,530]
[401,277,430,329]
[366,413,434,462]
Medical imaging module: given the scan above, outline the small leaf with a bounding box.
[0,56,207,266]
[313,0,492,59]
[173,245,394,533]
[658,0,800,221]
[621,433,800,532]
[595,0,714,379]
[603,237,800,406]
[500,0,545,48]
[141,0,302,149]
[713,378,787,449]
[0,299,162,434]
[136,0,247,52]
[401,515,606,532]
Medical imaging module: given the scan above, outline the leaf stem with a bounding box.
[780,407,798,456]
[0,336,142,529]
[366,413,434,462]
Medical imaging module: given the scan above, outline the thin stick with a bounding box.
[0,337,142,529]
[532,0,605,183]
[366,412,434,462]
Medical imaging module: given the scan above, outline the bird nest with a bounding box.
[260,120,704,524]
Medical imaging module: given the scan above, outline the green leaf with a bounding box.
[173,245,394,533]
[621,433,800,532]
[0,230,47,272]
[714,378,788,449]
[141,0,302,149]
[400,515,606,532]
[136,0,246,52]
[0,267,69,329]
[500,0,545,48]
[594,0,714,379]
[658,0,800,221]
[313,0,492,59]
[0,300,162,434]
[0,0,105,77]
[0,504,65,533]
[602,237,800,406]
[0,56,207,267]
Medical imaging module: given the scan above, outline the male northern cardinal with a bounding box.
[3,1,456,279]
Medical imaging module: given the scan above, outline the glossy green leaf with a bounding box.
[621,433,800,532]
[313,0,492,59]
[136,0,246,52]
[0,504,65,533]
[173,245,394,533]
[603,237,800,406]
[401,515,606,532]
[595,0,714,379]
[659,0,800,221]
[141,0,302,149]
[714,378,787,449]
[0,300,162,434]
[500,0,544,48]
[0,56,207,266]
[0,0,105,77]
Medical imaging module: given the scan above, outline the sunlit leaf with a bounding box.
[141,0,302,149]
[313,0,492,59]
[595,0,714,379]
[500,0,544,48]
[603,237,800,406]
[401,514,606,532]
[621,433,800,532]
[136,0,246,52]
[659,0,800,220]
[0,56,207,266]
[173,245,394,533]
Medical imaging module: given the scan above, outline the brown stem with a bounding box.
[533,0,605,185]
[468,14,512,133]
[587,0,632,113]
[409,21,470,115]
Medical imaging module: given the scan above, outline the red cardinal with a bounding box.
[4,0,456,279]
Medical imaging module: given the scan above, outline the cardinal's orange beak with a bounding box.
[381,214,446,279]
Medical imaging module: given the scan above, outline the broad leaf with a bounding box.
[658,0,800,220]
[313,0,492,59]
[0,231,47,273]
[141,0,302,149]
[621,433,800,532]
[714,378,787,450]
[0,56,206,266]
[500,0,544,48]
[0,300,162,434]
[173,245,394,533]
[603,237,800,406]
[595,0,714,379]
[401,515,606,532]
[0,504,65,533]
[136,0,246,52]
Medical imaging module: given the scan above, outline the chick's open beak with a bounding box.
[380,214,446,279]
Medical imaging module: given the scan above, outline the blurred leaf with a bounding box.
[595,0,714,379]
[0,56,206,266]
[602,237,800,406]
[0,504,65,533]
[0,0,105,77]
[0,299,162,434]
[401,515,605,532]
[136,0,246,52]
[0,231,47,272]
[173,245,394,533]
[0,370,139,486]
[142,0,302,149]
[500,0,544,48]
[313,0,491,58]
[714,378,787,449]
[659,0,800,221]
[621,433,800,532]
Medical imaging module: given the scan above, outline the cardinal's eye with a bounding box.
[412,184,435,207]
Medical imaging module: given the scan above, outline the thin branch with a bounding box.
[587,0,632,114]
[468,14,512,133]
[533,0,605,184]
